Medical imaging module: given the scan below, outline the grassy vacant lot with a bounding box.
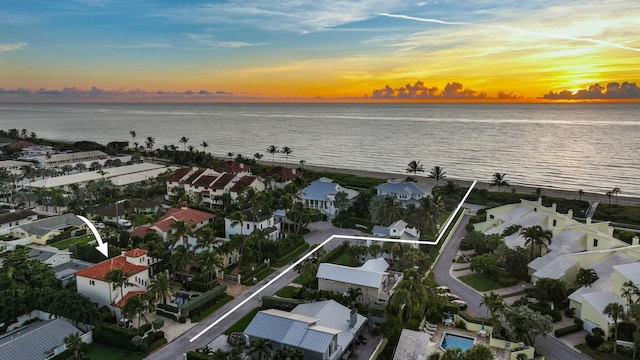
[575,344,629,360]
[191,295,235,322]
[86,343,145,360]
[50,234,95,250]
[458,273,503,292]
[332,252,355,266]
[275,286,297,298]
[224,307,260,335]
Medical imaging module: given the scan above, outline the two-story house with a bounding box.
[299,177,359,217]
[224,208,280,240]
[375,180,432,207]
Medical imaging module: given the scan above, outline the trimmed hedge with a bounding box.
[457,311,490,325]
[497,277,519,286]
[182,284,227,318]
[262,295,302,311]
[241,263,270,285]
[187,280,212,293]
[555,324,583,337]
[321,243,348,263]
[147,338,168,353]
[187,351,211,360]
[93,323,138,352]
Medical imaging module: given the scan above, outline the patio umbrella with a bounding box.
[481,321,484,331]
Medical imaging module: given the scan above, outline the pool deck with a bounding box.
[428,324,511,360]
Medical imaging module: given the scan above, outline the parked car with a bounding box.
[446,293,461,301]
[117,218,132,228]
[436,285,450,293]
[94,222,105,229]
[452,299,468,310]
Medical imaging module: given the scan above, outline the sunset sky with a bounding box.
[2,1,640,101]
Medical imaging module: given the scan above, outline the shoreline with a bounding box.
[295,163,640,207]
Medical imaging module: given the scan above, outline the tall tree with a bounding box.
[104,268,136,303]
[621,281,640,310]
[520,225,553,261]
[613,187,621,204]
[253,152,263,162]
[575,268,599,288]
[200,141,209,153]
[490,172,510,192]
[267,145,279,166]
[168,220,194,249]
[147,271,176,305]
[145,136,155,153]
[505,305,554,346]
[129,130,137,150]
[280,146,292,167]
[604,302,625,354]
[179,136,189,151]
[429,166,447,187]
[578,189,584,201]
[405,160,424,179]
[249,338,272,360]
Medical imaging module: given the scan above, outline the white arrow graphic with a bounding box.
[76,215,109,257]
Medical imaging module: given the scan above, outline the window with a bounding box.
[553,219,557,227]
[593,238,598,247]
[489,214,494,219]
[90,280,95,286]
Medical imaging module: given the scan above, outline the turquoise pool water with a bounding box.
[440,333,475,351]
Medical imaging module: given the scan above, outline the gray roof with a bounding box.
[0,209,37,225]
[292,300,367,351]
[245,309,337,353]
[17,213,85,236]
[393,329,430,360]
[317,258,389,289]
[568,251,637,304]
[0,319,83,360]
[54,259,94,281]
[614,262,640,284]
[29,248,59,262]
[300,177,359,201]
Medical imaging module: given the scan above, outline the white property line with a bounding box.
[189,180,477,343]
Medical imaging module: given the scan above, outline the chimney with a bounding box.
[633,237,639,246]
[567,209,573,219]
[551,203,557,211]
[586,217,592,225]
[292,168,296,175]
[608,226,614,236]
[181,201,188,210]
[349,307,357,327]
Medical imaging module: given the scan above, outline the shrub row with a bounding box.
[187,280,213,293]
[273,242,310,267]
[555,324,583,337]
[182,284,227,318]
[93,323,138,352]
[187,351,211,360]
[262,295,303,311]
[321,243,348,263]
[156,307,178,321]
[456,311,490,325]
[241,263,270,285]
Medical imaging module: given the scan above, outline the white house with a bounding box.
[299,177,359,217]
[0,208,38,235]
[370,220,420,248]
[317,258,403,305]
[224,208,280,240]
[75,249,157,317]
[375,180,432,207]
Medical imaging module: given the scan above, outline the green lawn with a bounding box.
[85,343,145,360]
[275,286,297,298]
[576,344,630,360]
[458,273,503,291]
[333,252,354,266]
[50,234,95,250]
[224,307,260,335]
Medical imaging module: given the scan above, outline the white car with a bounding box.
[117,218,132,228]
[94,222,105,229]
[436,285,450,293]
[452,299,468,310]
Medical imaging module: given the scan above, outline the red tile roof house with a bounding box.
[74,249,159,318]
[213,160,253,176]
[228,176,265,201]
[259,166,303,189]
[131,203,215,241]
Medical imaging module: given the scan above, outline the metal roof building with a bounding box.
[0,319,87,360]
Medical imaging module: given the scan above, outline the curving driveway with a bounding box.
[433,213,593,360]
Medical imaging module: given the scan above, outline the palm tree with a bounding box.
[613,187,621,204]
[405,160,424,178]
[147,271,176,305]
[575,268,599,288]
[578,189,584,201]
[249,338,272,360]
[520,225,553,261]
[267,145,278,166]
[129,130,136,149]
[253,152,263,162]
[429,166,447,187]
[104,268,136,303]
[168,220,194,249]
[229,211,247,235]
[490,172,510,192]
[198,250,224,285]
[480,291,505,319]
[280,146,292,166]
[606,191,613,205]
[201,141,209,153]
[179,136,189,151]
[621,281,640,310]
[63,332,85,359]
[145,136,155,153]
[347,287,363,303]
[604,302,625,354]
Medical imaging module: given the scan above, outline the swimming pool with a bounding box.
[440,333,475,351]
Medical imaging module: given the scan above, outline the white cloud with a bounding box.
[0,42,27,52]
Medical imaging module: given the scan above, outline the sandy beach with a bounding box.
[296,163,640,207]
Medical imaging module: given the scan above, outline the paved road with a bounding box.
[433,213,592,360]
[146,222,363,359]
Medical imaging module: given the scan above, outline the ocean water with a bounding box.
[1,102,639,197]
